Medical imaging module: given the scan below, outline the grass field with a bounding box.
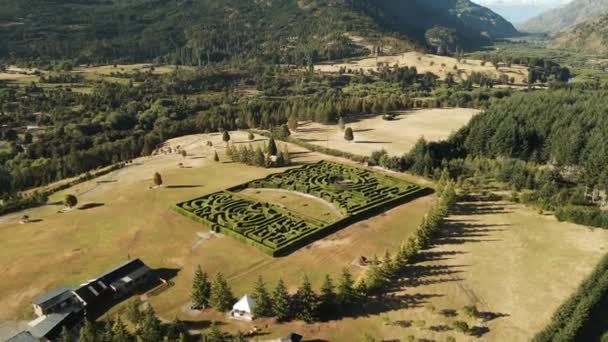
[2,128,608,340]
[291,108,479,157]
[239,188,343,223]
[0,131,432,326]
[315,51,529,84]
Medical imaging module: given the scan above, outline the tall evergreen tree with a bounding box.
[60,326,72,342]
[337,269,357,308]
[79,320,97,342]
[137,305,162,342]
[222,131,231,144]
[111,317,130,342]
[294,275,319,323]
[272,278,292,322]
[210,272,235,312]
[318,274,337,320]
[251,276,273,317]
[268,137,278,156]
[192,265,211,309]
[344,127,354,142]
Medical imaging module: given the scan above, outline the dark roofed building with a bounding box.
[73,259,151,308]
[31,287,79,317]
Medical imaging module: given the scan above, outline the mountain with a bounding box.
[521,0,608,34]
[0,0,517,63]
[473,0,563,24]
[549,14,608,54]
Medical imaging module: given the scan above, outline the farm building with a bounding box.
[230,295,255,321]
[8,259,153,342]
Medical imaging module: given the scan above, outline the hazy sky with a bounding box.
[475,0,572,9]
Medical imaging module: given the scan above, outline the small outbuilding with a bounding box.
[230,295,255,321]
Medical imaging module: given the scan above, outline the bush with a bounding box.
[451,321,470,334]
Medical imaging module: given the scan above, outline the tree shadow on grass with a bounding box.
[166,185,203,189]
[78,202,105,210]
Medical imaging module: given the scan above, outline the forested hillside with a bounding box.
[0,0,516,64]
[455,90,608,188]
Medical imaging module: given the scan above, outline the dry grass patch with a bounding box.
[315,51,528,84]
[291,108,479,157]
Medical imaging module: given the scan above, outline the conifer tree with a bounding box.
[126,298,143,324]
[294,275,318,323]
[268,136,278,156]
[60,326,72,342]
[248,132,255,141]
[192,265,211,309]
[111,317,130,342]
[210,272,235,312]
[213,150,220,162]
[79,320,97,342]
[344,127,354,142]
[337,269,357,308]
[137,305,162,342]
[222,131,231,144]
[205,322,223,342]
[272,278,292,321]
[318,274,337,320]
[288,115,298,131]
[252,276,273,317]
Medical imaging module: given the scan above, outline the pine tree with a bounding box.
[222,131,231,144]
[210,272,235,312]
[205,322,223,342]
[337,269,357,308]
[60,326,72,342]
[111,317,130,342]
[254,148,266,167]
[137,305,162,342]
[278,124,291,139]
[272,279,292,321]
[192,265,211,309]
[248,132,255,141]
[252,276,273,317]
[344,127,354,142]
[153,172,163,187]
[79,320,97,342]
[99,319,114,342]
[268,137,278,156]
[295,275,318,323]
[282,148,291,166]
[318,274,337,320]
[213,150,220,162]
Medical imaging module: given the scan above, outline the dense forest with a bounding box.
[0,0,516,65]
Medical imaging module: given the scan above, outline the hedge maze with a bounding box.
[175,161,429,256]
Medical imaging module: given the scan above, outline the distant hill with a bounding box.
[521,0,608,34]
[549,14,608,54]
[0,0,517,63]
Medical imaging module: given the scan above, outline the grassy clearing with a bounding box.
[0,131,432,327]
[315,51,529,84]
[291,108,479,157]
[239,188,343,223]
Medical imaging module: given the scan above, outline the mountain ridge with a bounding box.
[521,0,608,34]
[0,0,518,63]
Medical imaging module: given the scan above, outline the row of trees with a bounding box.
[224,137,291,168]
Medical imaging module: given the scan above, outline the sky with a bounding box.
[473,0,573,24]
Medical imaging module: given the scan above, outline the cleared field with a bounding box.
[0,131,432,327]
[292,108,479,157]
[224,200,608,341]
[315,51,529,84]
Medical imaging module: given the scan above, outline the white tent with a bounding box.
[230,295,255,321]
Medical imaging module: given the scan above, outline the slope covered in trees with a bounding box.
[455,90,608,189]
[0,0,516,64]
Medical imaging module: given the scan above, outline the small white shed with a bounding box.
[230,295,255,321]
